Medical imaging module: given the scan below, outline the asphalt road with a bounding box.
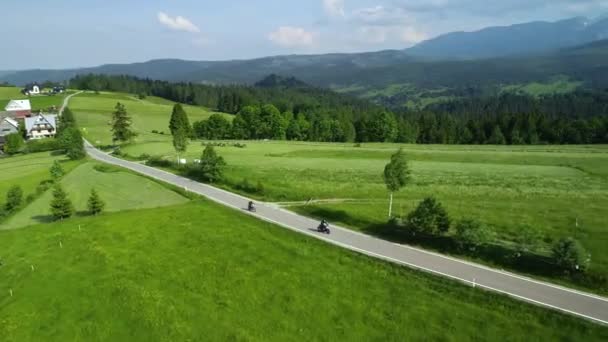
[83,141,608,325]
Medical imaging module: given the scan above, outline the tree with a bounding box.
[59,127,86,160]
[5,186,23,211]
[169,104,192,136]
[552,238,589,273]
[370,111,398,142]
[194,114,231,140]
[487,125,506,145]
[87,188,105,215]
[3,133,24,154]
[455,219,489,252]
[111,102,137,144]
[49,185,74,220]
[57,107,76,136]
[50,160,65,180]
[191,145,226,182]
[172,127,189,162]
[383,148,411,218]
[406,197,451,235]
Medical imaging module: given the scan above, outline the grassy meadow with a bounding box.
[1,202,606,341]
[0,86,70,111]
[68,91,608,288]
[119,140,608,285]
[0,153,81,202]
[69,91,231,146]
[1,162,189,230]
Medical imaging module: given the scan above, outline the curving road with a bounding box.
[83,141,608,325]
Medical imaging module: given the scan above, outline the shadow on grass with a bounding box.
[31,215,55,224]
[300,206,608,292]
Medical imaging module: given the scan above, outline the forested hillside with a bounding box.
[69,74,608,145]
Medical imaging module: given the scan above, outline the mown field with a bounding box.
[1,202,606,341]
[0,153,81,202]
[1,161,189,230]
[69,91,231,146]
[0,86,70,111]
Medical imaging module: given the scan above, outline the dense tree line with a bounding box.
[69,74,382,118]
[70,74,608,144]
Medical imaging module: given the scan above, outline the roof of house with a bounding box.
[24,83,40,91]
[25,114,56,132]
[3,117,19,129]
[5,99,32,112]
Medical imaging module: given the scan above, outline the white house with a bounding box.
[22,83,41,96]
[25,114,57,140]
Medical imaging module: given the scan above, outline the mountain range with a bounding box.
[2,15,608,108]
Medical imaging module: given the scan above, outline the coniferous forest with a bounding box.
[70,74,608,144]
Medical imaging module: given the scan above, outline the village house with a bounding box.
[0,116,20,148]
[4,99,32,119]
[22,83,41,96]
[25,113,57,140]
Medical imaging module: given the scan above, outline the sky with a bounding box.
[2,0,608,70]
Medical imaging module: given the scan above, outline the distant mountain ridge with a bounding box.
[406,16,608,60]
[2,15,608,105]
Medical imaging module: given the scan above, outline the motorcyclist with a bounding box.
[319,219,329,232]
[248,201,256,212]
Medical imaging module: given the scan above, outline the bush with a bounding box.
[93,164,121,173]
[3,133,24,155]
[405,197,450,235]
[25,194,36,204]
[36,180,54,195]
[151,130,159,134]
[146,155,174,168]
[50,160,65,180]
[186,145,226,182]
[552,238,589,273]
[5,186,23,211]
[235,178,265,195]
[454,219,489,252]
[25,139,61,153]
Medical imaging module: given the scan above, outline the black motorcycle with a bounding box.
[318,221,331,234]
[248,201,256,212]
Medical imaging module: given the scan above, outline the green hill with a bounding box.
[1,201,606,340]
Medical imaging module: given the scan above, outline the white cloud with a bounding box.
[268,26,316,48]
[324,0,345,18]
[157,12,200,33]
[400,27,428,44]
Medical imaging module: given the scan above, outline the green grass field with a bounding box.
[0,153,81,203]
[1,162,189,230]
[68,91,608,289]
[69,92,231,146]
[119,141,608,284]
[0,86,70,111]
[1,202,606,341]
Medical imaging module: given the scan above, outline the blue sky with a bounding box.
[2,0,608,69]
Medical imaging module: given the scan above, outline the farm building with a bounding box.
[4,99,32,118]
